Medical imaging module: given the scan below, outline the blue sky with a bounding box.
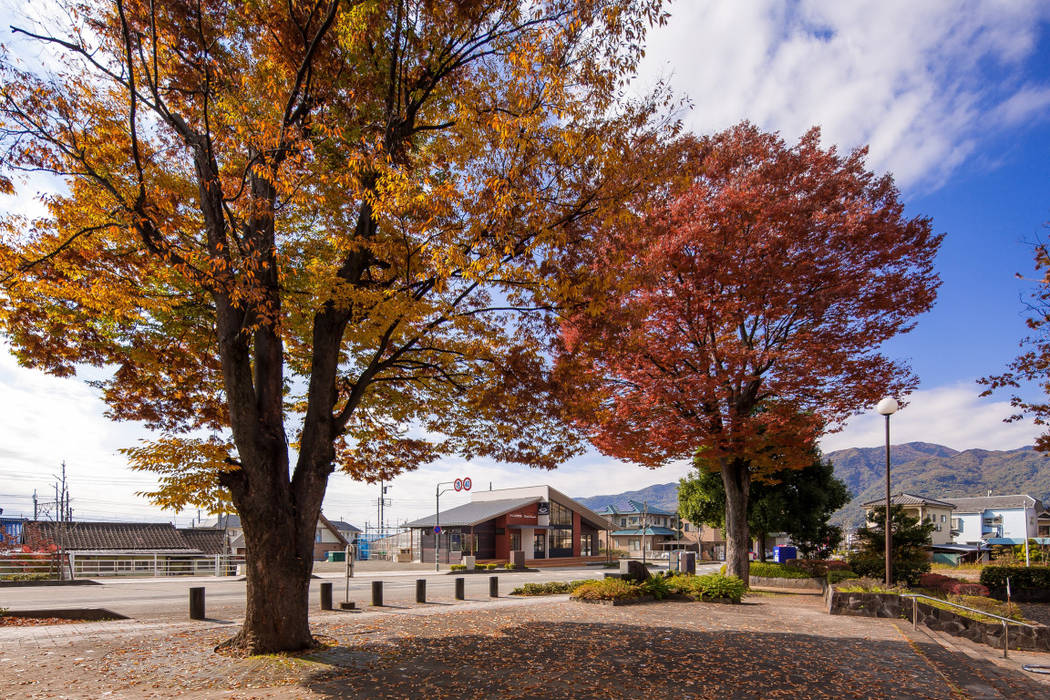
[1,1,1049,525]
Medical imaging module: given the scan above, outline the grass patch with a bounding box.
[833,577,904,594]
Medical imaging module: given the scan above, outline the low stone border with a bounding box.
[0,579,101,588]
[750,575,823,591]
[3,608,128,621]
[575,595,656,606]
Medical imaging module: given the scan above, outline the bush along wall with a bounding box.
[980,566,1050,603]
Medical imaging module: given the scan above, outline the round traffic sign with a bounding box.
[434,525,441,534]
[463,477,472,491]
[454,478,463,492]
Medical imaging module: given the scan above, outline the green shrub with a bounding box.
[979,565,1050,590]
[749,562,815,579]
[849,553,928,586]
[667,573,745,603]
[783,559,851,577]
[826,570,860,585]
[599,548,628,558]
[641,575,671,600]
[570,578,645,601]
[449,564,466,571]
[504,562,517,570]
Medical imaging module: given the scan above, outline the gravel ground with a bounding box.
[2,593,1049,698]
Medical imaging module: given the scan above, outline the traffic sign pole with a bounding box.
[434,477,471,572]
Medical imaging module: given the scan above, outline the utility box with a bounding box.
[510,550,526,569]
[327,550,345,563]
[773,546,797,564]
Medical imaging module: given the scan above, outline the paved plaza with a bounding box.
[3,588,1050,699]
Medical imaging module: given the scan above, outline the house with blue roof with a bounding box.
[598,500,679,557]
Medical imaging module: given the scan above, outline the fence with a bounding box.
[0,550,245,580]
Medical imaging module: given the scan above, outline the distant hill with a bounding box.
[575,442,1050,530]
[827,442,1050,529]
[575,482,678,514]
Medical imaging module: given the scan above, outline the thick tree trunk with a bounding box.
[757,531,767,563]
[216,500,318,654]
[721,458,751,585]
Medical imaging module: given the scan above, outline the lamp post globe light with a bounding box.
[876,396,899,586]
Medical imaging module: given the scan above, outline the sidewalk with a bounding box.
[3,592,1048,698]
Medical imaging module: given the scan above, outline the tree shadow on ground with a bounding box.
[299,621,1049,699]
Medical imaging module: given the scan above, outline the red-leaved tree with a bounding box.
[558,124,942,582]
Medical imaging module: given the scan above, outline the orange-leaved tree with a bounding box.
[557,124,942,583]
[0,0,672,653]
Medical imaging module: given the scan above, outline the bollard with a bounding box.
[489,575,498,598]
[189,587,205,620]
[372,580,383,607]
[455,576,465,600]
[320,581,333,610]
[416,578,426,603]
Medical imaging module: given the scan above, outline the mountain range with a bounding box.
[577,442,1050,529]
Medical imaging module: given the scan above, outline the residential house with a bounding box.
[678,518,726,561]
[860,493,956,545]
[208,512,355,560]
[405,485,609,564]
[1038,509,1050,539]
[948,494,1042,545]
[598,500,678,557]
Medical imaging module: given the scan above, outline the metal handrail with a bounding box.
[901,593,1035,658]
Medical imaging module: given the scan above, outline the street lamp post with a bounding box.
[877,396,899,586]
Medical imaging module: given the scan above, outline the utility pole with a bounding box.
[641,501,649,566]
[33,490,37,520]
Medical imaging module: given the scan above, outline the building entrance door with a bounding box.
[510,531,521,553]
[533,531,546,559]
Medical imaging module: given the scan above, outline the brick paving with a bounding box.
[1,593,1048,698]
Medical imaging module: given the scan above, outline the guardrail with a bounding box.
[901,593,1037,658]
[0,552,246,580]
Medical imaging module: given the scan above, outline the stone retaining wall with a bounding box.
[825,587,1050,652]
[907,599,1050,652]
[824,589,903,618]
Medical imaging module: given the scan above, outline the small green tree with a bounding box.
[679,448,851,561]
[849,505,934,585]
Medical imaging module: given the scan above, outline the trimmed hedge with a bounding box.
[748,563,815,579]
[980,565,1050,590]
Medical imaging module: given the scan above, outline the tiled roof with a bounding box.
[611,527,677,537]
[599,499,675,517]
[178,528,227,555]
[405,497,540,528]
[946,495,1040,513]
[328,519,362,533]
[860,493,956,509]
[24,521,198,552]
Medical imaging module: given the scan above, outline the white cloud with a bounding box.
[819,381,1040,453]
[639,0,1050,190]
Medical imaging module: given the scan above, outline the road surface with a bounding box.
[0,563,722,622]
